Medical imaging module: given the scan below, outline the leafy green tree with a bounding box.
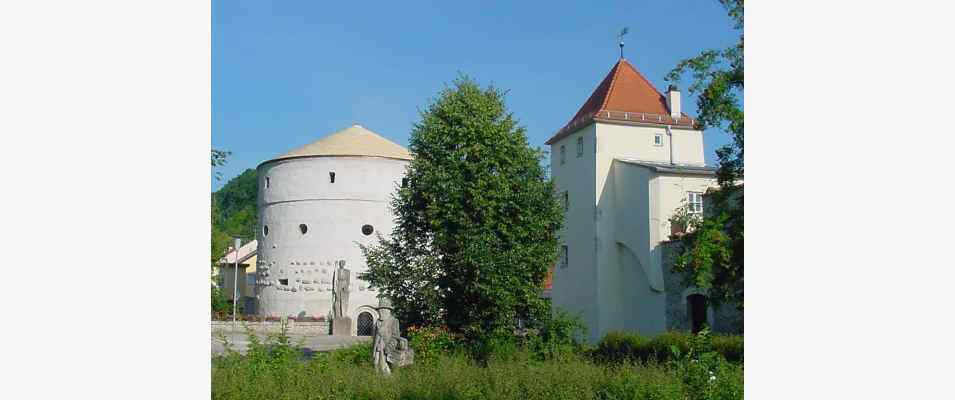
[360,77,563,345]
[666,0,744,310]
[212,149,231,181]
[211,168,258,267]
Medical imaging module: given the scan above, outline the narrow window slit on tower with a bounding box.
[329,171,336,183]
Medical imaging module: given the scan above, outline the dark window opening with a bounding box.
[357,312,374,336]
[401,178,408,188]
[362,224,374,236]
[688,294,708,333]
[263,225,269,237]
[329,171,336,183]
[266,177,270,188]
[279,279,289,286]
[299,224,308,235]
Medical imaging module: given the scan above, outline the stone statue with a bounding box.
[331,260,352,335]
[372,297,414,375]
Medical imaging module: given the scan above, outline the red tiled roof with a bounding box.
[545,58,694,145]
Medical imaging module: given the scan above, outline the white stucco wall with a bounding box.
[550,119,715,342]
[595,122,705,167]
[255,155,408,327]
[549,123,599,340]
[654,174,718,245]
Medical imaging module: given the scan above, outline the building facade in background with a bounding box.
[216,240,258,313]
[254,125,411,335]
[547,58,737,342]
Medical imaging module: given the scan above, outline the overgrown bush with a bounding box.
[524,308,588,361]
[211,285,237,316]
[407,325,464,362]
[213,343,743,400]
[593,330,743,364]
[212,320,743,399]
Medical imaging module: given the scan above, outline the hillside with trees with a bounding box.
[212,168,258,265]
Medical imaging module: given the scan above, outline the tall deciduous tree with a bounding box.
[666,0,744,311]
[360,77,563,342]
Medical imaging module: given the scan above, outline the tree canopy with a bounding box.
[212,168,258,267]
[360,77,563,343]
[666,0,744,310]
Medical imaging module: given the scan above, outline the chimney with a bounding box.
[666,84,681,119]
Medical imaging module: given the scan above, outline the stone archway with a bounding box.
[356,311,375,336]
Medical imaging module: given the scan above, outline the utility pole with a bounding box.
[232,237,241,333]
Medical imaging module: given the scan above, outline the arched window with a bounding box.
[687,294,708,333]
[357,311,375,336]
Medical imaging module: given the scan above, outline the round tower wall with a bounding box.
[254,156,408,322]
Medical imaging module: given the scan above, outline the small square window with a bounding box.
[560,145,566,165]
[654,134,663,146]
[560,245,569,269]
[279,279,289,286]
[687,192,703,214]
[576,137,584,157]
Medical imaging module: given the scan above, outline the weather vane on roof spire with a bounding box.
[617,27,629,59]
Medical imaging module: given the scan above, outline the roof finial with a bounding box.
[617,27,629,59]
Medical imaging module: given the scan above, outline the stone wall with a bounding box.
[662,241,743,334]
[211,320,331,336]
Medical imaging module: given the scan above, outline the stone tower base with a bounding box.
[332,316,352,336]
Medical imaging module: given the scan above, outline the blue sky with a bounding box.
[213,0,739,190]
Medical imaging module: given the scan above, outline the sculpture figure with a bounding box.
[332,260,350,318]
[372,297,414,375]
[331,260,352,335]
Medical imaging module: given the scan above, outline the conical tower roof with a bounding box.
[546,59,694,145]
[265,124,412,164]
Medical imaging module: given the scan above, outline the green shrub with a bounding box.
[593,331,742,364]
[592,331,653,363]
[406,325,464,362]
[710,335,743,362]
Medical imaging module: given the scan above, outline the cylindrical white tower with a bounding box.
[254,125,411,331]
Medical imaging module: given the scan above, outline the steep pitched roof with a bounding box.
[264,124,412,164]
[545,59,694,145]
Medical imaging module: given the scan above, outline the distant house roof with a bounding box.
[546,58,695,145]
[615,158,716,176]
[261,124,412,166]
[218,240,258,265]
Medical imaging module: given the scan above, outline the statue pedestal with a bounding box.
[332,316,352,336]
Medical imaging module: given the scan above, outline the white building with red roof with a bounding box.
[547,57,733,341]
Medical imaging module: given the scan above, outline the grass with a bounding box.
[212,327,743,400]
